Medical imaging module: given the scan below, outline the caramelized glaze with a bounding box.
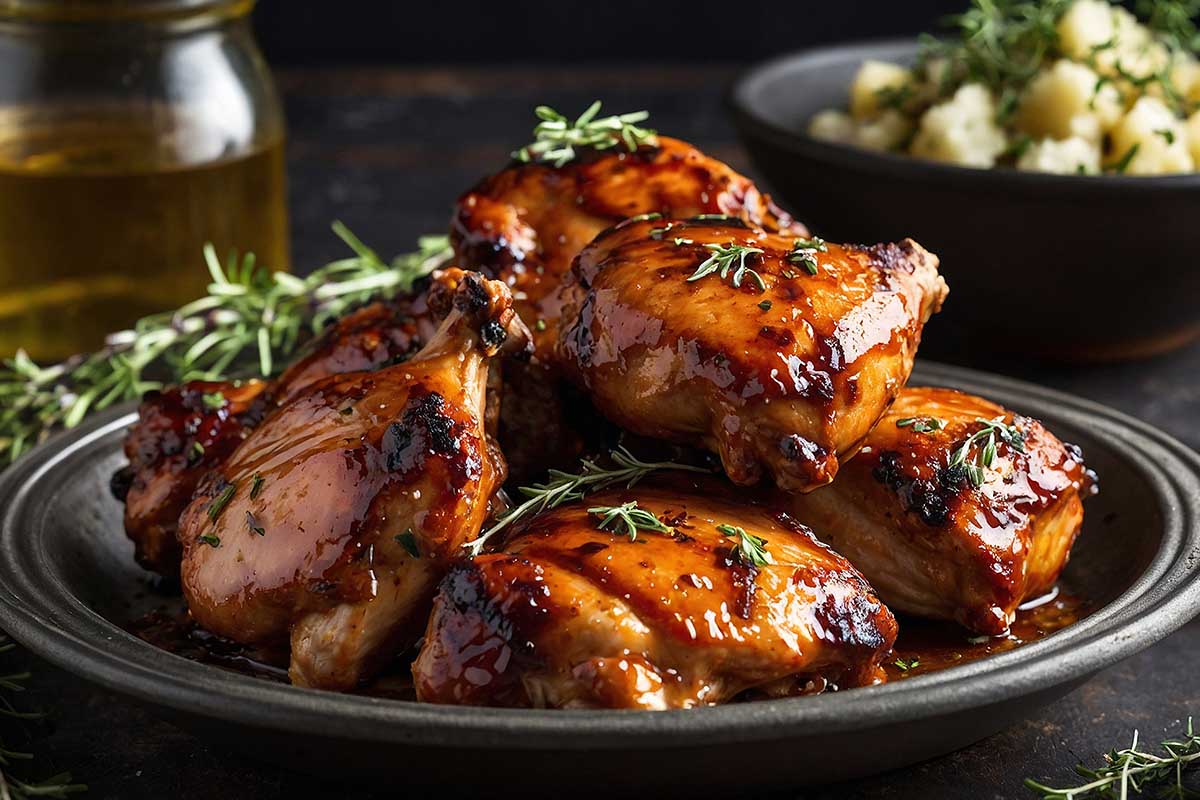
[452,138,809,483]
[557,217,947,493]
[789,386,1096,635]
[412,476,897,709]
[175,270,530,690]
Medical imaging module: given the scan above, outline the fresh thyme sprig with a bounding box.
[0,225,451,464]
[588,501,673,541]
[0,634,87,800]
[716,523,774,567]
[511,101,658,168]
[1025,718,1200,799]
[897,416,946,434]
[685,242,767,291]
[949,416,1026,488]
[787,236,827,276]
[464,447,708,555]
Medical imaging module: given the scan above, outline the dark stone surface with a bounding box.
[5,66,1199,799]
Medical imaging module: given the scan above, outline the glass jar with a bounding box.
[0,0,290,361]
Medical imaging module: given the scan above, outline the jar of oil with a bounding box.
[0,0,290,362]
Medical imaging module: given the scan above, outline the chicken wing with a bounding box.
[787,386,1095,635]
[452,137,808,482]
[176,270,530,690]
[557,217,947,493]
[116,296,436,577]
[412,477,897,709]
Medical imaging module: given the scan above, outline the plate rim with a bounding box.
[1,361,1198,749]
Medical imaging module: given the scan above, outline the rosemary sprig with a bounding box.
[464,447,708,555]
[787,236,827,276]
[511,101,658,168]
[0,634,87,800]
[1025,718,1200,799]
[685,242,766,291]
[0,225,451,464]
[949,416,1026,488]
[897,416,946,434]
[716,523,774,567]
[587,501,673,541]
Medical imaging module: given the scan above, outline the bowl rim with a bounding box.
[1,361,1198,749]
[727,37,1200,194]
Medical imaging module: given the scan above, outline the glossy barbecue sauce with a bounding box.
[128,586,1087,701]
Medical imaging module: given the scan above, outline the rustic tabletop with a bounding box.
[8,66,1200,799]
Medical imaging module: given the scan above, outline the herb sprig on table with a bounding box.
[0,634,87,800]
[1026,718,1200,798]
[0,224,451,464]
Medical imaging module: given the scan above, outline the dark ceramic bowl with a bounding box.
[1,362,1199,791]
[729,40,1200,362]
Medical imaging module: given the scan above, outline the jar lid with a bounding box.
[0,0,254,22]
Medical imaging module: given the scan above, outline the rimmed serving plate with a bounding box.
[1,361,1198,790]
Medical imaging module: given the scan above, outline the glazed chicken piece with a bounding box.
[453,136,808,482]
[115,297,436,577]
[557,217,947,494]
[176,270,530,690]
[114,380,272,575]
[413,476,897,709]
[787,386,1096,635]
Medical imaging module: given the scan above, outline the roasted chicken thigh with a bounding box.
[453,136,808,482]
[176,270,529,689]
[557,217,948,493]
[116,296,435,577]
[787,386,1095,635]
[413,477,897,709]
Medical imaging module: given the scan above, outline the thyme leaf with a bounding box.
[685,242,766,290]
[464,447,708,555]
[716,523,774,567]
[511,101,657,168]
[587,501,673,541]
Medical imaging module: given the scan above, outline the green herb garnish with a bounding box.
[894,658,920,671]
[587,501,673,541]
[196,533,220,548]
[511,101,657,168]
[897,416,946,434]
[249,472,264,500]
[949,416,1026,488]
[787,236,827,275]
[206,483,237,523]
[464,447,708,555]
[201,391,225,410]
[758,300,773,311]
[245,511,265,536]
[1026,718,1200,799]
[685,242,766,290]
[395,529,420,558]
[0,225,451,464]
[716,523,774,567]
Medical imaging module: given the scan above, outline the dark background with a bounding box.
[252,0,963,65]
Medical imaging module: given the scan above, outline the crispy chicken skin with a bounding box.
[452,136,807,353]
[115,297,436,577]
[412,478,897,709]
[788,387,1095,635]
[115,380,272,575]
[452,137,808,482]
[557,217,948,494]
[176,270,530,690]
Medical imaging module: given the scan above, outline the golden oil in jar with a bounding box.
[0,0,288,362]
[0,110,290,362]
